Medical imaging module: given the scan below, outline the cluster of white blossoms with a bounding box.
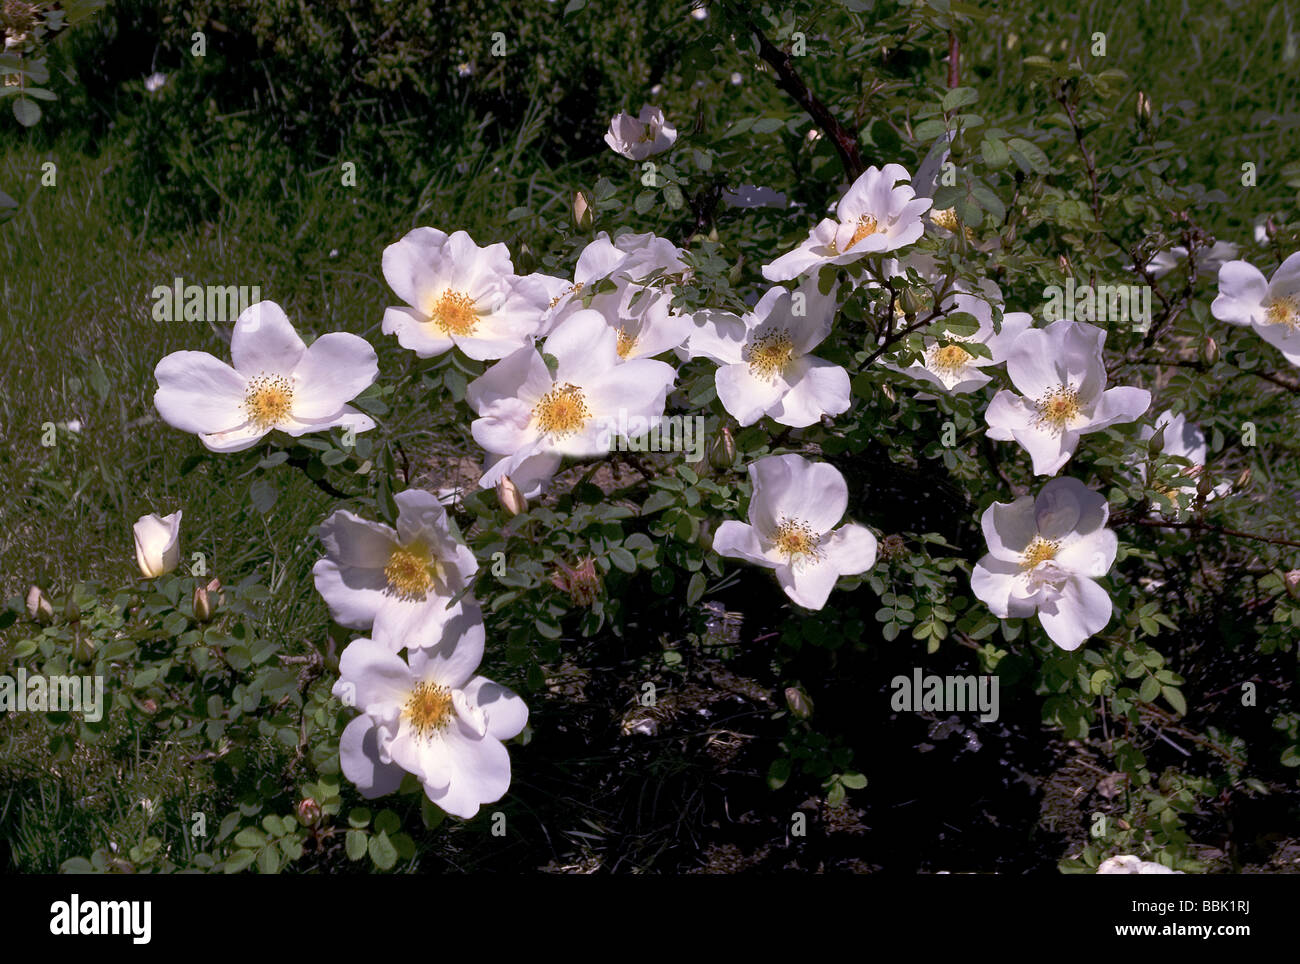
[151,302,528,819]
[140,99,1295,822]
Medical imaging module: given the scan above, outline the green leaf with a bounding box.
[1139,676,1160,702]
[223,849,257,874]
[942,87,978,111]
[234,827,266,848]
[345,829,368,861]
[767,757,791,790]
[608,547,636,573]
[12,97,40,127]
[347,807,371,828]
[913,118,949,141]
[840,772,867,790]
[980,137,1010,168]
[374,809,400,836]
[369,831,398,870]
[1006,137,1048,173]
[249,479,277,514]
[1161,686,1186,716]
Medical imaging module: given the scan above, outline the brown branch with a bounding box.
[947,31,960,89]
[1126,357,1300,394]
[1055,87,1101,225]
[1123,517,1300,550]
[740,11,865,179]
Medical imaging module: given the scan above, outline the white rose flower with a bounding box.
[970,476,1117,651]
[153,300,377,453]
[1210,253,1300,367]
[604,105,678,160]
[886,287,1033,395]
[985,319,1151,476]
[761,164,932,282]
[133,510,182,579]
[466,308,677,497]
[713,454,878,609]
[542,232,694,355]
[333,606,528,820]
[312,489,479,651]
[381,227,553,360]
[687,279,850,427]
[1137,409,1229,511]
[1096,854,1182,874]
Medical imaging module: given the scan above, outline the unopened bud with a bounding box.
[72,633,97,663]
[573,191,591,228]
[496,475,528,517]
[785,686,814,720]
[898,285,927,317]
[193,583,214,623]
[1135,91,1151,124]
[26,585,53,623]
[1147,424,1166,455]
[709,425,736,470]
[880,380,896,403]
[63,591,81,624]
[1265,216,1278,240]
[1202,336,1219,365]
[1235,467,1252,492]
[297,797,322,826]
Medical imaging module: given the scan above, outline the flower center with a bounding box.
[1264,295,1300,330]
[384,543,438,600]
[533,382,591,438]
[927,342,973,375]
[848,215,880,249]
[1019,536,1060,571]
[931,208,960,231]
[772,518,822,566]
[1034,386,1082,434]
[745,329,795,379]
[616,326,639,358]
[428,289,478,336]
[637,125,657,143]
[244,374,294,428]
[404,681,455,739]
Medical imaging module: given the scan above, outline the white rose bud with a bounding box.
[133,510,183,579]
[496,475,528,517]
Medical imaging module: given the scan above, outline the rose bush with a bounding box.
[5,0,1299,875]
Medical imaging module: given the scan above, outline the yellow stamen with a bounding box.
[927,342,973,376]
[384,543,438,600]
[931,207,960,231]
[404,681,455,739]
[1264,295,1300,330]
[1019,536,1060,571]
[745,329,795,379]
[1034,386,1081,434]
[847,215,880,249]
[244,374,294,428]
[615,326,639,358]
[549,282,584,310]
[533,382,591,438]
[773,518,822,566]
[428,290,478,336]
